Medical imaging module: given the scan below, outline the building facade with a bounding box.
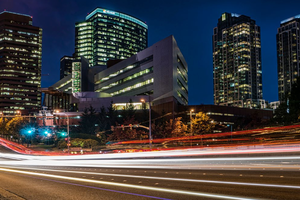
[213,13,263,108]
[94,35,188,106]
[0,11,42,114]
[43,35,188,116]
[277,15,300,101]
[75,7,148,66]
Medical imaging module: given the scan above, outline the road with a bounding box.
[1,146,300,199]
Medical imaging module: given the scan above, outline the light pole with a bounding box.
[227,124,233,143]
[0,111,3,138]
[55,110,70,154]
[141,96,152,150]
[189,109,194,147]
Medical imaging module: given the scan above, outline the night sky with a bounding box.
[1,0,300,105]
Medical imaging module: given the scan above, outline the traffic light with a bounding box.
[129,124,132,130]
[61,132,67,137]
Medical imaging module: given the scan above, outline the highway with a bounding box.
[1,146,300,200]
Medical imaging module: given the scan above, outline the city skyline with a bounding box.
[2,0,300,105]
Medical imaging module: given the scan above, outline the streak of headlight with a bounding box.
[7,166,300,190]
[0,167,258,200]
[2,151,300,162]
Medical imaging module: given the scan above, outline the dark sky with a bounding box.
[1,0,300,105]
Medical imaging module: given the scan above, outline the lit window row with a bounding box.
[110,78,153,96]
[96,67,153,92]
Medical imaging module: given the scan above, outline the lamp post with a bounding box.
[0,112,3,138]
[227,124,233,143]
[189,109,194,147]
[55,110,70,154]
[141,96,152,150]
[189,109,194,134]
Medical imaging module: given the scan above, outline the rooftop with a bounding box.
[281,14,300,24]
[86,7,148,29]
[0,11,31,18]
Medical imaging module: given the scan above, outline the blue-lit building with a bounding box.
[277,14,300,101]
[75,7,148,66]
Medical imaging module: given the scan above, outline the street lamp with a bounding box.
[16,110,21,116]
[55,110,70,154]
[141,97,152,150]
[227,124,233,143]
[189,109,194,134]
[189,109,194,147]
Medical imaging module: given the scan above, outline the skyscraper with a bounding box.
[75,7,148,66]
[60,55,75,79]
[0,11,42,114]
[213,13,263,108]
[277,15,300,101]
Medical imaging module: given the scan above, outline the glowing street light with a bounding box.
[16,110,21,116]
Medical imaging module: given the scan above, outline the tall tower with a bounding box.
[213,13,263,108]
[60,55,75,79]
[277,15,300,101]
[0,11,42,114]
[75,8,148,66]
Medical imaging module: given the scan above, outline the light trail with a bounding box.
[1,152,300,171]
[2,148,300,161]
[7,166,300,190]
[0,167,260,200]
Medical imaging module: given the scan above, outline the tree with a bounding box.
[79,105,98,135]
[5,117,28,141]
[83,139,99,148]
[164,117,188,138]
[273,77,300,124]
[288,77,300,122]
[107,101,119,127]
[191,112,215,146]
[108,117,138,141]
[0,117,8,138]
[98,105,108,131]
[58,140,67,149]
[122,99,136,121]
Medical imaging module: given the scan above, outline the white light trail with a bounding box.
[0,167,259,200]
[8,166,300,190]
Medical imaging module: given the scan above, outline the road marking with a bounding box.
[0,167,258,200]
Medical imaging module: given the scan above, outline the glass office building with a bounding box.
[277,15,300,101]
[0,11,42,114]
[75,8,148,66]
[213,13,263,108]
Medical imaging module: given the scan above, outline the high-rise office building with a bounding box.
[60,55,75,79]
[75,7,148,66]
[277,15,300,101]
[213,13,263,108]
[0,11,42,114]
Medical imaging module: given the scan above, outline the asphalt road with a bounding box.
[1,163,300,199]
[1,145,300,199]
